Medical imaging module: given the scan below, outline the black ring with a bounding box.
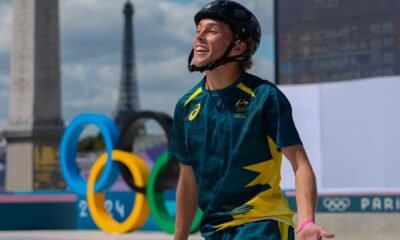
[117,110,176,192]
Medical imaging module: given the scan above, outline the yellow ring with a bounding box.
[87,150,150,234]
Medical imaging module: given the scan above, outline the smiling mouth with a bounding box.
[195,46,208,52]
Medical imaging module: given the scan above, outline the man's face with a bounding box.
[192,18,234,67]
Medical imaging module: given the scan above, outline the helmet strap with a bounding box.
[188,39,248,73]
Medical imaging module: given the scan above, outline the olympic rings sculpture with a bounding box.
[60,112,203,234]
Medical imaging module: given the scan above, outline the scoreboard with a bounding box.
[276,0,400,84]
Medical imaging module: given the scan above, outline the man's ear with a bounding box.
[231,41,247,56]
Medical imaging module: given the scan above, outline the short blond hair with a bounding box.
[238,38,256,70]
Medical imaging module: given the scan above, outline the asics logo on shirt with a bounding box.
[189,103,201,121]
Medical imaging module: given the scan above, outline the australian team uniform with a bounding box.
[170,72,302,239]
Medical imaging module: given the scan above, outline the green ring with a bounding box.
[146,151,203,234]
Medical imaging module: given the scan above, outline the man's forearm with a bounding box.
[295,160,317,224]
[284,145,334,239]
[174,165,198,240]
[295,164,336,239]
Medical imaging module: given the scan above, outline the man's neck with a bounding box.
[204,63,243,90]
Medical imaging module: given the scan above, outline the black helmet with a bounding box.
[188,0,261,72]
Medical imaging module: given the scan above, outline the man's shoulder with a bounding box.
[242,72,281,95]
[175,80,204,108]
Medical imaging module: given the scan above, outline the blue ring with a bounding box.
[60,113,120,196]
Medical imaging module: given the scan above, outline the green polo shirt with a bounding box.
[170,71,302,235]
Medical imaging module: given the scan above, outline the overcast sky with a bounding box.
[0,0,274,131]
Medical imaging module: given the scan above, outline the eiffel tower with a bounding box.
[114,0,140,130]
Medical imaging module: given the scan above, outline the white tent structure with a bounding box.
[279,76,400,193]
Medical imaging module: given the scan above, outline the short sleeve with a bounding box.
[263,87,302,149]
[169,101,192,165]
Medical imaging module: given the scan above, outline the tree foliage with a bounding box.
[78,133,105,152]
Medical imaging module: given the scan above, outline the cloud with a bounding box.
[137,53,203,113]
[60,0,122,64]
[0,74,9,92]
[0,1,12,54]
[60,0,198,64]
[0,1,11,129]
[0,74,9,128]
[0,0,12,98]
[0,0,275,129]
[59,0,203,121]
[61,62,119,119]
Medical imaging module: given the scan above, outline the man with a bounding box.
[171,1,335,239]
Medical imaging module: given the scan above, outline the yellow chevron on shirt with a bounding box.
[214,190,295,231]
[184,87,202,106]
[237,82,256,97]
[214,137,295,231]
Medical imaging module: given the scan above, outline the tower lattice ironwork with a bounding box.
[115,0,140,129]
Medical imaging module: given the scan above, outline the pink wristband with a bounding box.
[296,219,314,234]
